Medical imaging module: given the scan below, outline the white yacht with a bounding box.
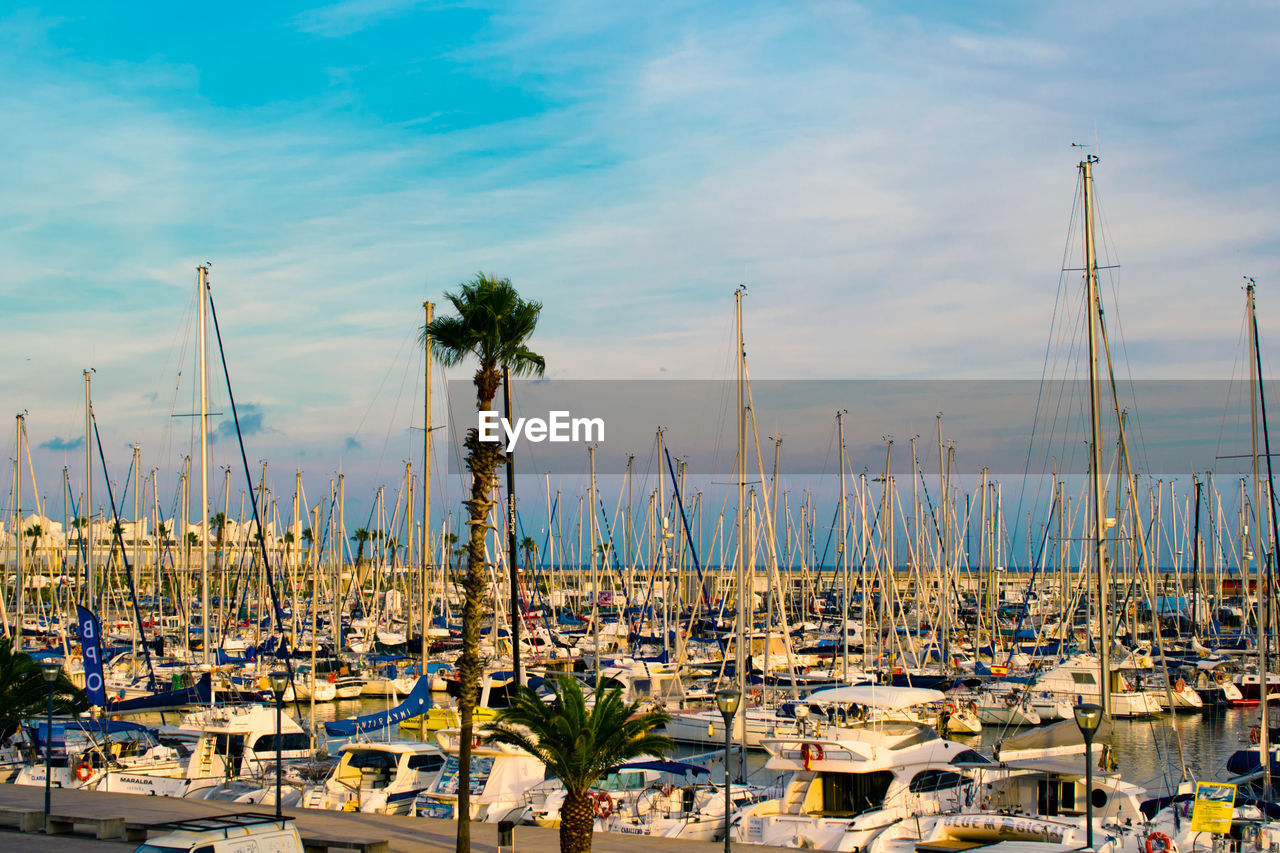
[301,741,444,814]
[102,704,310,798]
[735,685,991,852]
[413,739,546,823]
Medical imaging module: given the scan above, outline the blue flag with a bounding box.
[323,676,431,737]
[76,605,106,706]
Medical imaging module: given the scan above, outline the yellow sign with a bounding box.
[1190,781,1236,834]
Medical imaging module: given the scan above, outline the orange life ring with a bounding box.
[1146,831,1173,853]
[1174,679,1186,692]
[589,790,615,818]
[801,742,824,771]
[1215,671,1228,685]
[327,672,337,683]
[944,702,955,714]
[74,762,93,782]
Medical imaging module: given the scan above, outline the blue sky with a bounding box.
[4,1,1280,524]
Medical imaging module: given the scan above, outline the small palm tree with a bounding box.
[521,536,538,569]
[351,528,370,565]
[484,675,672,853]
[0,639,87,740]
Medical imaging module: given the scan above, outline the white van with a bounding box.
[131,813,303,853]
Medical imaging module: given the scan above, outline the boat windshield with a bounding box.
[818,770,894,817]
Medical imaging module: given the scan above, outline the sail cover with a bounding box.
[324,676,432,737]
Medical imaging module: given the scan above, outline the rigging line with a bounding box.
[1213,304,1252,475]
[90,413,158,692]
[205,288,307,715]
[371,326,422,489]
[1011,168,1083,544]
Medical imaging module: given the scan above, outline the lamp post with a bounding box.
[40,661,60,823]
[268,671,289,819]
[1073,702,1103,850]
[716,688,742,853]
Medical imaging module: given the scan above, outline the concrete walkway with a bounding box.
[0,785,786,853]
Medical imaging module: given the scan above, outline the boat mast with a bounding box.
[15,413,24,651]
[197,264,212,666]
[1081,155,1111,716]
[422,300,433,681]
[1247,279,1273,800]
[837,409,849,681]
[84,368,94,607]
[735,285,747,740]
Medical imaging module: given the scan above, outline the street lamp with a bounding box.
[41,661,60,823]
[268,671,289,819]
[1073,702,1103,850]
[716,688,742,853]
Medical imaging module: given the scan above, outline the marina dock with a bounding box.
[0,784,788,853]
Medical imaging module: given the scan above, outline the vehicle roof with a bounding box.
[142,813,295,845]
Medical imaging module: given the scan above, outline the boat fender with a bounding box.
[1146,831,1173,853]
[74,762,93,782]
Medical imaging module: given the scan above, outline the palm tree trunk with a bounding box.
[456,365,504,853]
[560,789,596,853]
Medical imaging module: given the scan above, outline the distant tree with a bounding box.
[351,528,370,565]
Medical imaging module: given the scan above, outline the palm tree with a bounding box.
[520,536,538,570]
[423,273,544,853]
[352,527,369,560]
[484,676,672,853]
[0,639,87,741]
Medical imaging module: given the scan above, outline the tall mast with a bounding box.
[1247,280,1272,800]
[589,445,599,686]
[422,300,433,680]
[84,369,94,607]
[503,364,522,687]
[1081,155,1110,715]
[735,286,747,727]
[836,410,849,681]
[197,264,212,665]
[15,413,24,651]
[132,443,141,656]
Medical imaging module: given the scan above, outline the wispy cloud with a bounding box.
[293,0,441,37]
[1,1,1279,506]
[39,435,83,451]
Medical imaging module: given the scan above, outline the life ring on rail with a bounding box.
[801,742,824,771]
[748,688,763,705]
[1251,726,1262,745]
[1174,679,1186,693]
[588,790,615,819]
[1215,671,1228,685]
[1004,692,1018,708]
[327,672,337,683]
[944,702,955,714]
[1146,831,1173,853]
[74,762,93,782]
